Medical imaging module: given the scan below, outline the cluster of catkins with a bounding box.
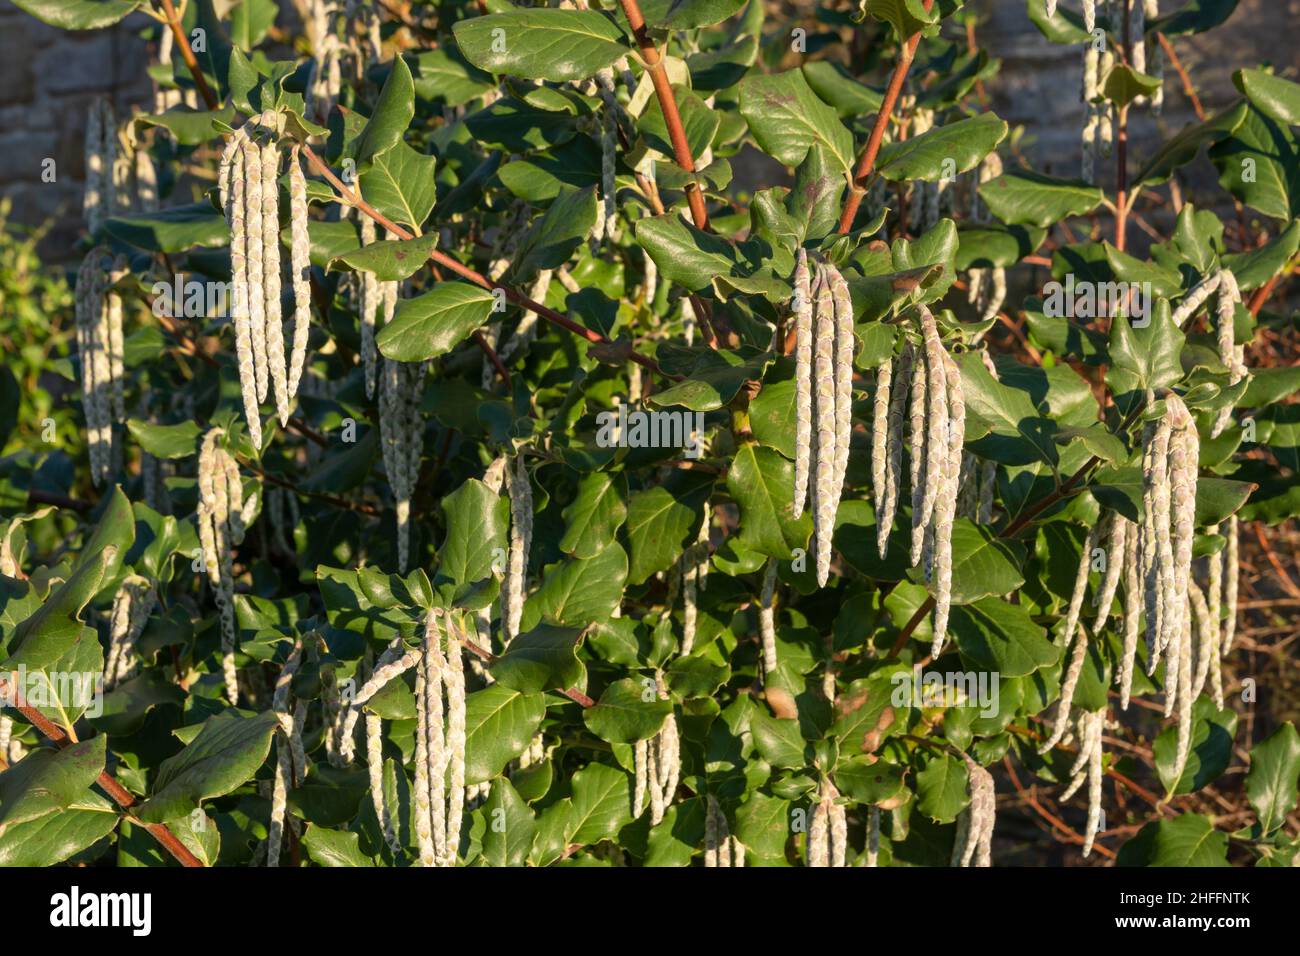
[104,576,156,690]
[633,673,682,826]
[870,306,966,655]
[1061,708,1106,856]
[379,358,425,572]
[951,754,995,866]
[666,513,710,655]
[197,429,257,706]
[967,152,1006,322]
[807,779,848,867]
[218,112,314,447]
[703,795,745,867]
[790,248,856,586]
[1074,1,1164,181]
[75,247,125,486]
[267,639,308,867]
[501,455,534,650]
[412,609,468,867]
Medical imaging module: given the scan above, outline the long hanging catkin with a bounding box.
[502,455,533,649]
[380,358,423,573]
[267,640,303,867]
[75,247,121,486]
[759,559,779,677]
[197,428,248,706]
[1211,268,1244,439]
[952,754,995,867]
[930,352,964,654]
[84,98,117,233]
[222,127,263,448]
[412,609,467,867]
[104,576,155,689]
[791,248,814,520]
[287,144,313,402]
[811,265,839,586]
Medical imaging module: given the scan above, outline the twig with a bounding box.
[837,0,936,233]
[1155,32,1207,122]
[0,675,204,867]
[614,0,710,231]
[156,0,217,111]
[298,146,673,379]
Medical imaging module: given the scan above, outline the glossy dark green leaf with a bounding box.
[453,10,629,83]
[377,282,497,362]
[583,678,672,743]
[138,710,279,823]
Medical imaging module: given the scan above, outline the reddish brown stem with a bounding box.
[837,0,935,234]
[615,0,709,231]
[299,146,673,379]
[158,0,218,110]
[1155,32,1206,122]
[0,677,204,868]
[472,330,512,388]
[1115,107,1129,250]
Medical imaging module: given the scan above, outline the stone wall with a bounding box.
[1,0,1296,263]
[0,5,153,258]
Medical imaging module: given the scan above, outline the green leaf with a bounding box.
[908,520,1025,605]
[10,0,139,30]
[738,69,855,173]
[355,55,415,165]
[1117,814,1229,867]
[0,793,118,867]
[452,10,630,83]
[6,545,113,671]
[749,708,809,769]
[1105,302,1186,409]
[859,0,941,38]
[1134,100,1248,186]
[583,678,672,743]
[624,471,713,585]
[916,753,968,824]
[411,48,495,107]
[951,597,1058,679]
[521,544,627,630]
[101,204,229,253]
[1103,65,1162,109]
[377,282,497,362]
[639,86,719,164]
[1152,697,1237,795]
[0,735,105,829]
[726,443,810,560]
[560,472,628,560]
[1152,0,1241,37]
[876,113,1008,182]
[511,186,598,282]
[463,686,547,785]
[1235,68,1300,127]
[565,762,631,846]
[834,756,907,806]
[648,347,772,411]
[801,61,883,118]
[1209,104,1297,220]
[300,824,377,866]
[634,214,739,291]
[436,478,510,595]
[978,171,1105,228]
[645,0,746,29]
[138,710,280,823]
[359,141,439,234]
[957,351,1059,466]
[490,622,585,694]
[127,419,202,460]
[478,777,535,866]
[327,233,438,282]
[136,105,236,146]
[734,792,791,862]
[1244,722,1300,834]
[956,224,1047,270]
